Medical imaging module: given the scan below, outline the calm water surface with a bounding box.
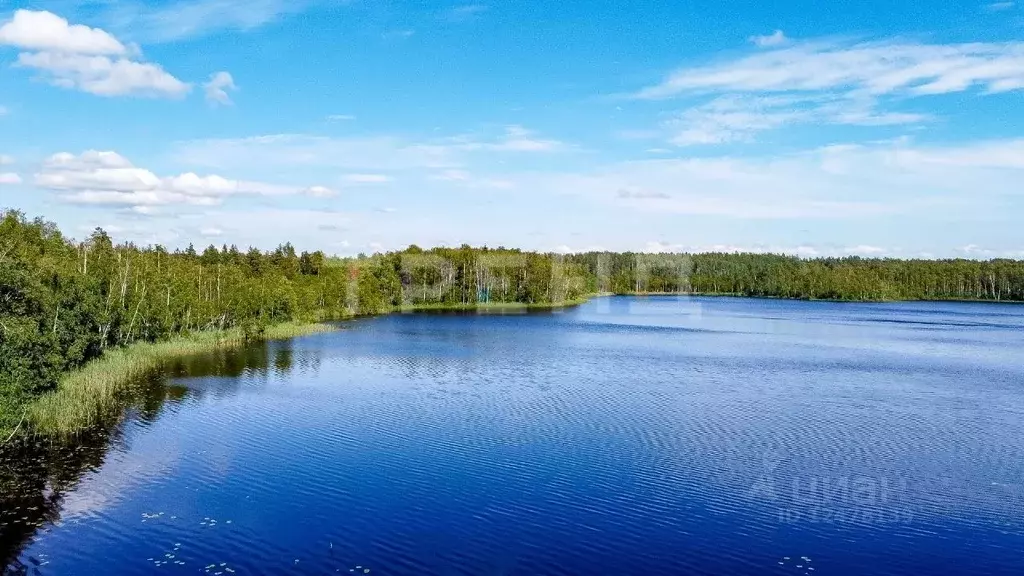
[3,296,1024,575]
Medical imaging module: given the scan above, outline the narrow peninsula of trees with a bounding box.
[3,209,1024,434]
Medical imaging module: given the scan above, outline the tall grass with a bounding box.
[26,322,335,437]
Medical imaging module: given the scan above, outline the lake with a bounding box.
[3,296,1024,575]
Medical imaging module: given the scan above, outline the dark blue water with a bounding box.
[4,296,1024,575]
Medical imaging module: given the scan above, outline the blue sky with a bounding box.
[1,0,1023,257]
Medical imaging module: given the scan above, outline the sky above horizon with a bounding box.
[1,0,1023,258]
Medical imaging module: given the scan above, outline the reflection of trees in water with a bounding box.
[0,340,313,573]
[162,341,318,383]
[0,428,112,574]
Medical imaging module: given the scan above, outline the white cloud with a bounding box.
[2,11,190,98]
[0,173,22,185]
[326,114,356,121]
[200,227,224,237]
[0,10,127,55]
[343,173,392,184]
[635,39,1024,100]
[17,49,190,98]
[665,94,928,146]
[956,244,1024,258]
[750,30,788,48]
[845,244,887,255]
[204,71,237,105]
[304,185,336,197]
[986,2,1015,10]
[0,154,14,165]
[553,244,608,254]
[634,37,1024,145]
[667,96,801,145]
[34,150,332,210]
[44,150,134,169]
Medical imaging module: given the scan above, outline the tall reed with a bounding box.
[27,322,334,437]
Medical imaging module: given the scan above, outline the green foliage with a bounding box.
[0,210,352,433]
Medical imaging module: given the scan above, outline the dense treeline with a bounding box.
[4,210,1024,432]
[568,252,1024,302]
[0,211,355,431]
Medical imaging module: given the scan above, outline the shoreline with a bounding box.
[5,290,1020,439]
[7,322,336,440]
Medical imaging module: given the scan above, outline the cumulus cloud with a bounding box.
[16,51,190,97]
[749,30,788,48]
[0,10,126,55]
[0,154,14,165]
[1,10,190,98]
[204,71,237,105]
[34,150,333,211]
[0,173,22,185]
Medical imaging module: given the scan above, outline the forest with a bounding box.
[3,209,1024,434]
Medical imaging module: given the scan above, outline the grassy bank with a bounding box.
[8,322,335,439]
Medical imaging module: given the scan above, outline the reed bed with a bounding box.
[26,322,335,437]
